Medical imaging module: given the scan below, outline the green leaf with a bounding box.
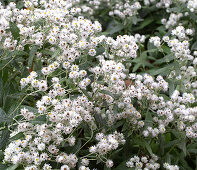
[132,63,141,72]
[9,22,20,40]
[132,49,156,72]
[113,120,124,130]
[16,1,24,9]
[164,153,172,163]
[188,149,197,154]
[65,78,75,90]
[95,112,105,126]
[144,140,153,156]
[30,115,46,124]
[113,104,118,115]
[154,54,175,64]
[7,92,25,100]
[191,42,197,50]
[159,94,170,100]
[28,45,39,69]
[0,130,10,149]
[71,139,82,153]
[179,155,193,170]
[104,166,111,170]
[145,111,153,127]
[133,138,153,155]
[10,132,24,141]
[6,164,19,170]
[0,108,8,123]
[41,49,54,56]
[177,140,187,157]
[187,143,197,154]
[148,65,171,76]
[133,17,154,30]
[20,105,37,114]
[168,80,175,97]
[0,164,8,169]
[80,88,92,102]
[173,61,181,75]
[164,139,179,149]
[114,161,131,170]
[0,150,4,160]
[51,48,61,59]
[0,76,3,103]
[99,90,121,99]
[105,21,124,35]
[14,50,29,57]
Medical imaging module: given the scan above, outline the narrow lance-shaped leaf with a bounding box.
[28,45,39,69]
[0,130,10,150]
[9,22,20,40]
[6,164,19,170]
[0,108,9,123]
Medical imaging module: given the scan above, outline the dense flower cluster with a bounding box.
[126,155,180,170]
[126,155,160,169]
[4,91,94,169]
[161,13,183,29]
[89,132,125,155]
[187,0,197,12]
[108,1,141,19]
[105,34,145,60]
[1,0,197,169]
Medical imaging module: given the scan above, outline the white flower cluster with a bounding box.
[6,62,131,169]
[80,0,110,15]
[0,1,68,48]
[167,38,193,61]
[140,89,197,138]
[171,26,194,39]
[126,155,180,170]
[105,34,145,60]
[89,132,125,155]
[155,0,172,8]
[4,128,78,169]
[150,26,195,61]
[90,56,127,92]
[161,13,183,29]
[163,163,179,170]
[171,92,197,138]
[109,0,141,19]
[4,91,97,169]
[149,36,161,47]
[21,108,36,120]
[0,0,102,63]
[168,66,196,85]
[126,155,160,170]
[187,0,197,12]
[2,0,197,169]
[20,71,48,90]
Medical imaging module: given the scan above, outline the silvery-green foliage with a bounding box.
[0,0,197,169]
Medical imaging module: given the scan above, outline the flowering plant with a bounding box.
[0,0,196,170]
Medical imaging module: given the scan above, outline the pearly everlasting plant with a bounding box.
[0,0,197,169]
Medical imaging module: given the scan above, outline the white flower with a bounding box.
[38,81,48,91]
[60,165,70,170]
[89,146,97,153]
[81,158,89,166]
[88,49,96,56]
[48,36,56,44]
[106,159,113,168]
[43,163,52,170]
[20,78,28,88]
[38,143,45,151]
[63,61,71,69]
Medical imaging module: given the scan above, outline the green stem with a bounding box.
[75,127,94,154]
[0,55,16,70]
